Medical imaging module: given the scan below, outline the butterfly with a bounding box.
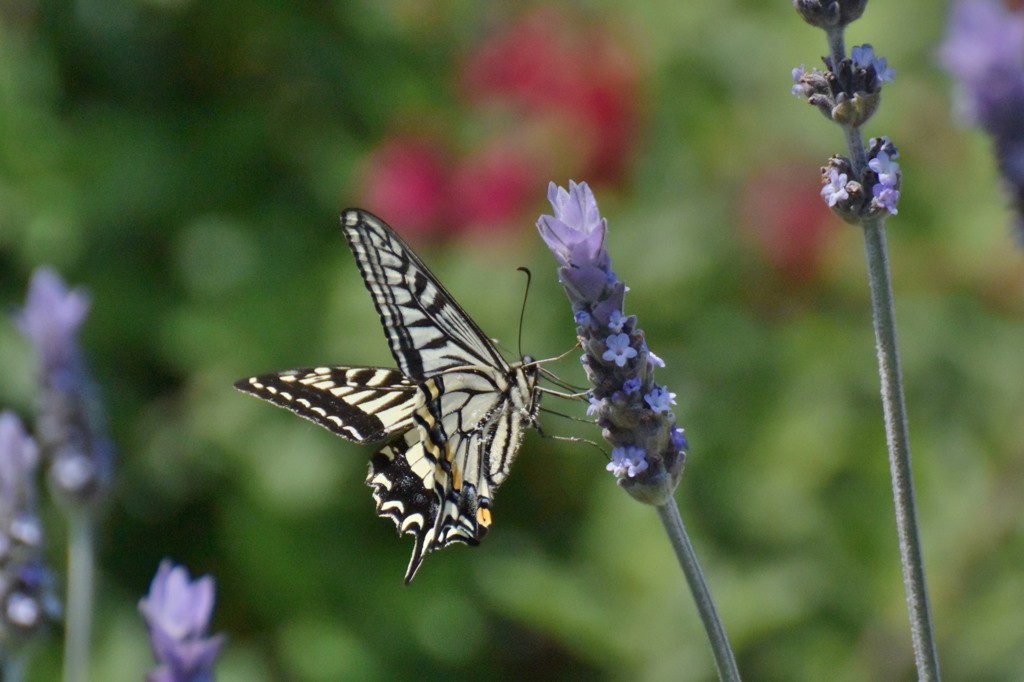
[235,210,541,583]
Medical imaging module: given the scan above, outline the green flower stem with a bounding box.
[860,218,941,682]
[63,512,95,682]
[656,496,741,682]
[823,23,941,682]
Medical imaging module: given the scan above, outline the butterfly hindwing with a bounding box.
[236,210,541,582]
[366,366,538,583]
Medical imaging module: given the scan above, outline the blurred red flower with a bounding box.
[461,8,640,184]
[358,135,451,239]
[449,141,536,233]
[357,9,641,240]
[741,163,836,282]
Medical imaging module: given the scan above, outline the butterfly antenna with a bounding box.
[516,267,532,359]
[535,409,607,455]
[539,367,589,394]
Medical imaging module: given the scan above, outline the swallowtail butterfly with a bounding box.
[235,210,541,583]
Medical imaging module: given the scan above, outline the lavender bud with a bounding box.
[793,0,867,29]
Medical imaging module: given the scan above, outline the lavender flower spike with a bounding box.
[140,560,224,682]
[15,267,113,508]
[537,181,686,505]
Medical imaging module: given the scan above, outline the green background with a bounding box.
[2,1,1022,680]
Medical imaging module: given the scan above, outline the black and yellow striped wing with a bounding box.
[235,366,417,443]
[236,210,540,583]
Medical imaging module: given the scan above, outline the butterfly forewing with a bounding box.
[234,367,417,443]
[236,209,541,582]
[341,210,510,381]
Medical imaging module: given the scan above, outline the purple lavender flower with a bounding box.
[851,44,896,84]
[602,333,637,367]
[939,0,1024,241]
[872,183,901,215]
[538,181,686,504]
[644,387,677,414]
[850,44,874,69]
[791,65,810,97]
[607,309,626,333]
[821,169,850,207]
[645,347,666,368]
[791,42,892,127]
[607,446,648,479]
[868,150,900,187]
[873,56,896,83]
[670,426,689,452]
[15,268,113,507]
[139,560,224,682]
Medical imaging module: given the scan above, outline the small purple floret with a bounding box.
[872,183,900,215]
[602,333,637,367]
[607,446,648,479]
[821,169,850,207]
[644,387,677,414]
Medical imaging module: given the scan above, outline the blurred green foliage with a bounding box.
[2,0,1024,680]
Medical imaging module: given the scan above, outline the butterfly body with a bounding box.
[236,210,540,582]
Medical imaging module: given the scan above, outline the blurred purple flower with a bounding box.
[940,0,1024,239]
[939,0,1024,131]
[0,413,39,521]
[140,560,224,682]
[791,65,810,97]
[15,268,90,372]
[0,412,59,644]
[15,268,112,508]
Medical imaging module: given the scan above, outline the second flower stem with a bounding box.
[861,218,941,681]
